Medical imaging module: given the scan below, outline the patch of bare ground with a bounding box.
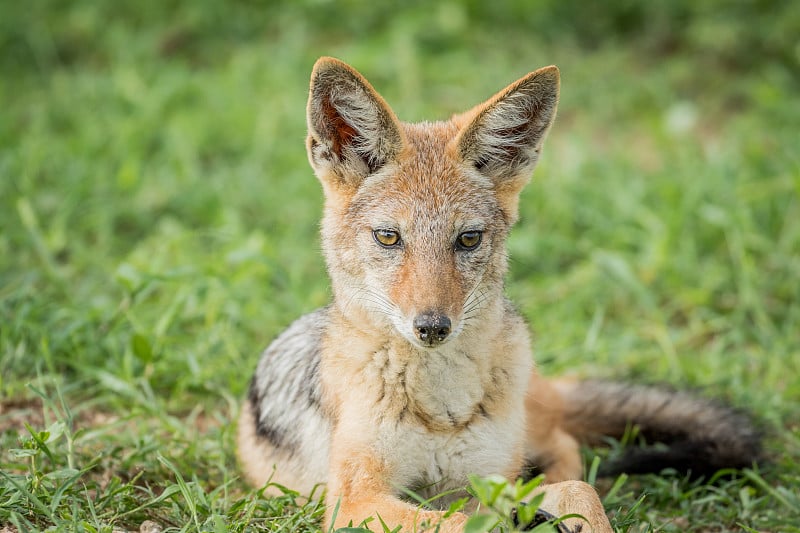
[0,397,45,435]
[0,395,122,439]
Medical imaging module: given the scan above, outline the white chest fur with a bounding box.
[384,411,520,503]
[359,341,526,501]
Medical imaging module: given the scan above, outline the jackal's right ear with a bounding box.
[306,57,404,192]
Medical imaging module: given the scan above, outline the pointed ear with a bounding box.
[456,66,559,187]
[306,57,404,191]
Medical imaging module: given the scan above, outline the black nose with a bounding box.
[413,312,451,346]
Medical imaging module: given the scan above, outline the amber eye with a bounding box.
[373,229,401,248]
[456,231,482,250]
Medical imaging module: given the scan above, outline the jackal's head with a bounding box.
[306,57,559,349]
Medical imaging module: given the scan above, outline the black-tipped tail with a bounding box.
[554,380,762,478]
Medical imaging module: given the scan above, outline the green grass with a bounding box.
[2,1,799,531]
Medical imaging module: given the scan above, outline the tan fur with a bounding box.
[237,57,757,533]
[525,374,584,483]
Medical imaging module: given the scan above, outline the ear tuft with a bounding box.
[307,57,404,188]
[457,66,560,183]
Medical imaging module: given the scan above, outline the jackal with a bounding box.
[237,57,760,532]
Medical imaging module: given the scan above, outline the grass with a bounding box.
[1,1,799,531]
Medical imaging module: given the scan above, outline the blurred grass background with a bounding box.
[1,1,799,531]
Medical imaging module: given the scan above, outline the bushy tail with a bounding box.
[554,380,762,478]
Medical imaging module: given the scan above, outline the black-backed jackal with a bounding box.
[237,57,761,532]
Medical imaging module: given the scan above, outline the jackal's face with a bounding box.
[305,58,559,349]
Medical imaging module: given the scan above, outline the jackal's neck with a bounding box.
[321,293,531,431]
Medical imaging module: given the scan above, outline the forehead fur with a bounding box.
[342,121,504,229]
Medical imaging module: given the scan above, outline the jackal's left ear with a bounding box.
[306,57,404,193]
[456,66,559,195]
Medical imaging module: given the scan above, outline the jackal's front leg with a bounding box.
[326,433,467,532]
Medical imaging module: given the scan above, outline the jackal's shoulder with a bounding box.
[252,307,329,385]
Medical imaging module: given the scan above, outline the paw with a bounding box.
[512,506,579,533]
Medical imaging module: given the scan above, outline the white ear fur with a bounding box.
[306,57,404,190]
[457,66,560,184]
